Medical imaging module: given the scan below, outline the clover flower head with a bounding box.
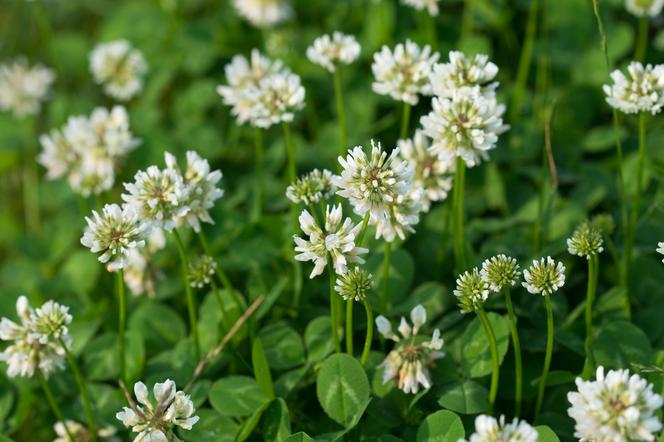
[307,32,361,73]
[54,420,118,442]
[430,50,499,98]
[397,129,454,212]
[247,70,306,128]
[567,221,604,259]
[480,254,521,293]
[376,305,445,394]
[286,169,336,205]
[116,379,199,442]
[460,415,538,442]
[373,186,423,242]
[401,0,440,16]
[657,242,664,263]
[188,255,217,289]
[293,204,368,278]
[421,85,508,167]
[603,62,664,115]
[522,256,566,295]
[454,267,490,313]
[0,57,55,117]
[372,40,439,105]
[90,40,147,101]
[567,366,663,442]
[335,267,373,301]
[121,228,164,298]
[625,0,664,17]
[232,0,292,28]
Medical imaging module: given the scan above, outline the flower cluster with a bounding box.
[307,32,361,73]
[625,0,664,17]
[480,254,521,293]
[371,40,439,105]
[116,379,199,441]
[188,254,217,289]
[567,221,604,259]
[460,415,538,442]
[286,169,336,205]
[376,305,445,394]
[604,62,664,115]
[0,57,55,117]
[522,256,566,296]
[401,0,440,16]
[90,40,147,101]
[0,296,72,378]
[232,0,291,28]
[454,268,490,313]
[335,267,373,301]
[293,204,368,278]
[38,105,140,196]
[430,51,499,98]
[53,421,118,442]
[567,366,663,442]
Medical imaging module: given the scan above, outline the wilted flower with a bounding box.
[307,32,361,73]
[0,57,55,117]
[397,129,454,212]
[53,420,118,442]
[460,415,538,442]
[603,62,664,115]
[421,86,508,167]
[430,51,499,98]
[401,0,440,16]
[247,71,306,128]
[625,0,664,17]
[188,255,217,289]
[293,204,368,278]
[454,267,490,313]
[522,256,566,296]
[90,40,147,101]
[232,0,292,28]
[567,221,604,259]
[286,169,336,205]
[376,305,445,394]
[480,255,521,293]
[372,40,439,105]
[567,366,663,442]
[335,267,373,301]
[0,296,71,378]
[116,379,199,442]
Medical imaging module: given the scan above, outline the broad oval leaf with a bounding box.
[461,312,509,378]
[259,323,305,370]
[209,376,270,417]
[593,320,652,369]
[535,425,561,442]
[416,410,464,442]
[261,398,292,442]
[183,408,239,442]
[305,316,333,363]
[437,380,489,414]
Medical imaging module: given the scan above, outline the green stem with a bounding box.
[361,299,373,366]
[510,0,538,124]
[253,127,264,222]
[173,229,201,361]
[635,16,648,62]
[116,269,126,385]
[584,256,599,375]
[346,301,354,356]
[381,242,392,314]
[283,122,302,307]
[329,262,342,353]
[504,288,523,416]
[452,157,467,272]
[399,102,411,140]
[37,370,75,441]
[625,113,647,293]
[477,307,500,412]
[211,279,230,332]
[333,68,347,162]
[535,294,554,420]
[59,339,97,442]
[283,122,296,184]
[23,157,40,234]
[197,231,244,309]
[356,212,370,247]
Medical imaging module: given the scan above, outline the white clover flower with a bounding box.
[420,86,508,167]
[371,40,439,105]
[460,415,538,442]
[454,267,490,314]
[248,70,306,128]
[0,296,71,378]
[0,57,55,117]
[657,242,664,263]
[80,203,146,271]
[116,379,199,442]
[626,0,664,17]
[293,204,368,279]
[603,62,664,115]
[232,0,292,28]
[567,221,604,259]
[376,305,445,394]
[121,165,189,231]
[122,228,164,298]
[430,51,499,98]
[397,129,454,212]
[90,40,147,101]
[53,420,118,442]
[480,254,521,293]
[165,151,224,232]
[401,0,440,16]
[373,187,423,242]
[567,366,663,442]
[522,256,566,296]
[286,169,336,205]
[188,255,217,289]
[335,267,373,301]
[307,32,361,73]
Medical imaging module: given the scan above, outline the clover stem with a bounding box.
[333,68,348,164]
[328,260,342,353]
[173,229,201,361]
[116,268,126,385]
[535,293,554,420]
[38,369,75,441]
[399,102,411,140]
[361,299,374,367]
[59,338,97,442]
[381,242,392,313]
[253,127,264,221]
[584,255,599,376]
[452,157,467,273]
[346,301,354,356]
[504,287,523,416]
[477,307,500,413]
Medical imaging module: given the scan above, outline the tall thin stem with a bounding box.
[346,301,354,356]
[283,122,297,184]
[211,279,230,332]
[504,288,523,416]
[253,127,264,221]
[477,307,500,412]
[361,299,373,366]
[399,102,411,140]
[59,339,97,442]
[116,269,126,385]
[173,229,201,361]
[356,212,370,247]
[584,256,599,373]
[535,294,554,420]
[283,122,302,307]
[328,262,342,353]
[381,242,392,313]
[197,230,243,308]
[625,113,647,291]
[511,0,539,124]
[333,68,347,162]
[634,17,648,62]
[452,157,467,272]
[38,370,75,441]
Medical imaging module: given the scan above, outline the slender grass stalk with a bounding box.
[38,370,75,441]
[584,255,599,375]
[510,0,539,124]
[399,102,411,140]
[452,157,467,272]
[361,299,373,366]
[346,301,354,356]
[173,229,200,361]
[535,293,554,420]
[504,287,523,416]
[253,127,264,221]
[59,338,97,442]
[333,68,347,162]
[476,307,500,412]
[116,269,126,385]
[328,261,341,353]
[634,17,648,62]
[381,242,392,313]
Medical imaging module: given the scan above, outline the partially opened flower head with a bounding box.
[286,169,336,205]
[188,255,217,289]
[567,221,604,259]
[625,0,664,17]
[454,267,490,313]
[603,62,664,115]
[480,254,521,293]
[0,57,55,117]
[232,0,292,28]
[522,256,566,295]
[430,50,499,98]
[90,40,147,101]
[460,415,538,442]
[307,32,361,73]
[335,267,373,301]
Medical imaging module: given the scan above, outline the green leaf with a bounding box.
[461,313,510,378]
[416,410,464,442]
[259,323,306,370]
[437,380,489,414]
[530,370,576,387]
[283,433,314,442]
[261,398,292,442]
[305,316,333,363]
[209,376,270,417]
[236,401,271,442]
[593,320,653,369]
[535,425,561,442]
[183,408,239,442]
[316,354,371,428]
[129,302,186,351]
[253,338,275,399]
